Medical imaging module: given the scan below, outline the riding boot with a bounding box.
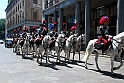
[102,46,106,55]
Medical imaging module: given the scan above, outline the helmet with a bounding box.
[14,29,16,33]
[63,22,66,28]
[23,25,28,31]
[18,28,20,31]
[71,26,76,31]
[33,26,37,29]
[99,16,110,25]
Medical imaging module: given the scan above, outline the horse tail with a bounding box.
[82,39,95,62]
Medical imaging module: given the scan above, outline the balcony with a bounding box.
[44,0,65,9]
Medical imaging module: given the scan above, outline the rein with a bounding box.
[112,38,123,44]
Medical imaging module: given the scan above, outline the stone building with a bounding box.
[5,0,42,37]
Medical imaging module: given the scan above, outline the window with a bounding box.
[33,12,37,21]
[20,3,21,9]
[33,0,37,4]
[22,1,24,7]
[110,6,113,16]
[113,5,116,16]
[18,5,19,11]
[105,7,109,16]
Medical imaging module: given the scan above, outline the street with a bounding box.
[0,44,124,83]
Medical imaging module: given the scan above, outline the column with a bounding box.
[42,12,45,20]
[54,11,58,31]
[45,15,48,31]
[75,1,81,34]
[116,0,124,34]
[85,0,91,49]
[59,8,63,33]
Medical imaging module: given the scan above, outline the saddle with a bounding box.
[94,36,112,50]
[50,38,56,48]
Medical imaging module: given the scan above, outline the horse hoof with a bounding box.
[113,67,117,70]
[111,73,116,76]
[97,69,102,72]
[56,62,60,65]
[85,66,88,69]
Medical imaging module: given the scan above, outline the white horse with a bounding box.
[49,33,65,63]
[65,34,76,61]
[72,34,85,60]
[37,35,51,65]
[83,32,124,74]
[22,33,32,58]
[16,34,24,55]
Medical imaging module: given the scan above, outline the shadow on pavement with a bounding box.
[88,68,124,80]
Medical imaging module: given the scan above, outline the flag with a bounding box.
[72,16,77,27]
[72,15,75,26]
[74,18,77,27]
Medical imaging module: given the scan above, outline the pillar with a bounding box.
[75,1,81,34]
[116,0,124,34]
[54,11,58,31]
[59,8,63,33]
[85,0,91,49]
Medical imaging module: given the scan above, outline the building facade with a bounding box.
[42,0,124,49]
[5,0,42,37]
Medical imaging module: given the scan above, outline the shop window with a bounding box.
[94,11,96,19]
[97,10,99,18]
[114,5,116,16]
[91,12,93,20]
[82,14,84,21]
[105,7,109,16]
[110,6,113,16]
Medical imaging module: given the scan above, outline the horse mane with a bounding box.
[113,31,124,43]
[67,35,74,41]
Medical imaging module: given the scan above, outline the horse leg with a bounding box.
[73,46,75,60]
[110,54,115,74]
[78,46,81,61]
[36,48,40,63]
[113,55,123,70]
[45,49,49,66]
[95,53,101,71]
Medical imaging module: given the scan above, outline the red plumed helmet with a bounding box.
[71,26,76,31]
[14,29,16,32]
[18,27,20,31]
[33,26,37,29]
[99,16,110,25]
[54,22,56,24]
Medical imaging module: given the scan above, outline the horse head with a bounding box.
[81,34,85,41]
[42,35,51,48]
[56,33,65,46]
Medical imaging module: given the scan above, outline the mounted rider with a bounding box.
[95,16,111,53]
[61,22,69,38]
[22,25,28,39]
[40,20,47,36]
[13,29,17,39]
[50,22,58,39]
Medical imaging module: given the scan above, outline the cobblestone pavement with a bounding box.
[0,44,124,83]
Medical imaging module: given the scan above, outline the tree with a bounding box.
[0,19,6,39]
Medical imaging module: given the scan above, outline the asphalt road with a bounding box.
[0,44,124,83]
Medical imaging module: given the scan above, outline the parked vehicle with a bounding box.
[5,38,13,48]
[0,40,4,44]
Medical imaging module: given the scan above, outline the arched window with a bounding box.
[33,0,37,4]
